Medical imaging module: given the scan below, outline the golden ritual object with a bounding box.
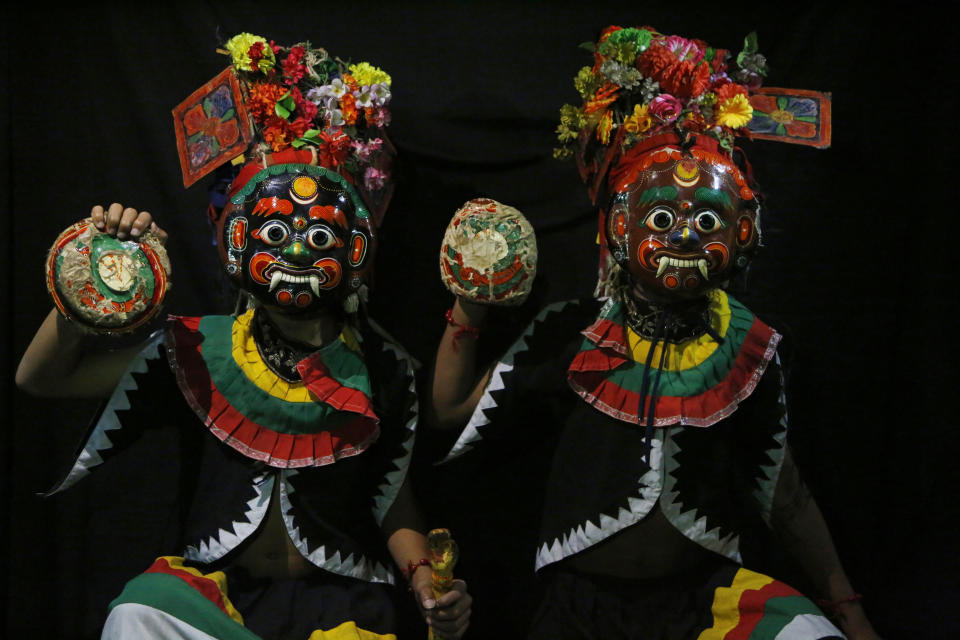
[427,528,459,640]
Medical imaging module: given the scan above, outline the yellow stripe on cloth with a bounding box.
[230,310,361,403]
[626,289,732,371]
[697,567,774,640]
[308,621,397,640]
[158,556,245,627]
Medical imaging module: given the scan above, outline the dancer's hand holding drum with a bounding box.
[45,204,171,335]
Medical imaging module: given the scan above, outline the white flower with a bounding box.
[326,109,345,127]
[355,88,374,109]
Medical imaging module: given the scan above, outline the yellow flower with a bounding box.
[225,33,275,73]
[559,104,586,129]
[348,62,392,87]
[716,94,753,129]
[574,66,602,98]
[556,122,578,143]
[623,104,653,134]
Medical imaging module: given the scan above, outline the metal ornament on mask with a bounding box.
[219,163,373,315]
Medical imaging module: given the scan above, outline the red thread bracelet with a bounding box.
[816,593,863,617]
[402,558,431,582]
[445,308,481,350]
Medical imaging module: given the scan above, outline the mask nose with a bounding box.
[668,225,700,247]
[282,240,312,264]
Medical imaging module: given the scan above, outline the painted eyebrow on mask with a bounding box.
[693,187,732,210]
[636,185,679,205]
[308,205,348,230]
[251,197,294,217]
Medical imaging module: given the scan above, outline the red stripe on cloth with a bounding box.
[725,579,802,640]
[299,352,378,420]
[567,317,777,427]
[167,317,379,467]
[144,557,231,618]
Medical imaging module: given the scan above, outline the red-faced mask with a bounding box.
[604,139,759,302]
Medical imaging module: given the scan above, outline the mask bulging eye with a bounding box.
[259,221,289,246]
[694,211,723,233]
[644,207,675,232]
[306,226,338,250]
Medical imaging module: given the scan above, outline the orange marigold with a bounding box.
[248,82,288,125]
[262,115,310,152]
[342,74,360,92]
[340,92,358,126]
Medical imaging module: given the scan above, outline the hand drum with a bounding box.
[439,198,537,306]
[45,218,172,334]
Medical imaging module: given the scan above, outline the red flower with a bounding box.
[317,129,352,167]
[715,82,747,103]
[291,86,318,122]
[283,45,307,86]
[248,41,267,72]
[637,44,676,80]
[711,48,730,73]
[658,60,711,99]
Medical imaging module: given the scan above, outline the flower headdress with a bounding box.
[174,33,395,225]
[556,25,833,298]
[556,25,769,204]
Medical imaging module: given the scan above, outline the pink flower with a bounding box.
[364,167,387,191]
[351,137,383,162]
[649,94,683,123]
[368,107,391,127]
[663,36,703,63]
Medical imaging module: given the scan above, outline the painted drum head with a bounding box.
[45,218,172,334]
[439,198,537,306]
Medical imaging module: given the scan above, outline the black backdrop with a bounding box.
[3,3,957,638]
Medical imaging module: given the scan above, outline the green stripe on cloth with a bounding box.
[748,595,831,640]
[197,316,355,434]
[599,300,756,397]
[109,572,259,640]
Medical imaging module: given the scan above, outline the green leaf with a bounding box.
[275,92,296,120]
[220,109,235,122]
[579,41,596,52]
[737,32,759,67]
[294,130,323,148]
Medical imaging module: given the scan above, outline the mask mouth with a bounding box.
[266,265,328,297]
[639,244,717,280]
[249,253,341,297]
[652,252,712,280]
